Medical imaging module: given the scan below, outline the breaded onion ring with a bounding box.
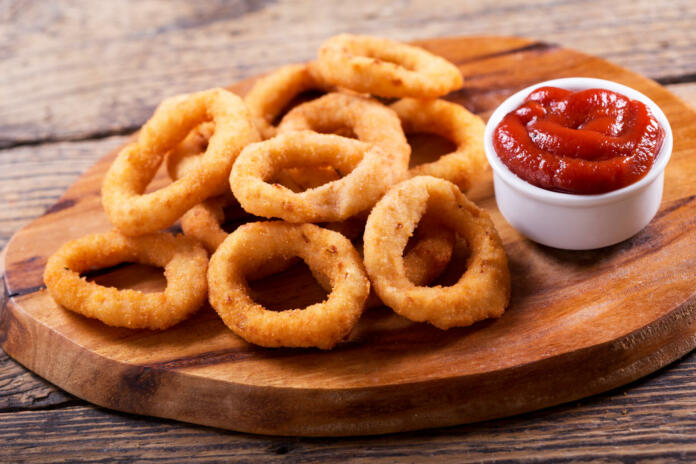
[315,34,463,98]
[208,222,370,349]
[363,176,510,329]
[362,214,455,309]
[165,121,215,182]
[277,92,410,162]
[391,98,488,192]
[43,231,208,330]
[244,63,331,139]
[102,88,259,235]
[230,131,404,223]
[401,214,455,286]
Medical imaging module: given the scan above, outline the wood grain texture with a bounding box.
[1,358,696,464]
[2,0,696,148]
[2,36,696,438]
[2,0,696,459]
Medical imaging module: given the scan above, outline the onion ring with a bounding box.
[362,214,455,309]
[102,88,259,235]
[165,121,215,182]
[43,231,208,330]
[363,176,510,329]
[391,98,487,192]
[230,131,405,222]
[401,214,455,286]
[277,92,410,162]
[244,63,331,139]
[208,222,370,349]
[315,34,463,98]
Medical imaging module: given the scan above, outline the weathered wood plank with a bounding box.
[1,350,695,462]
[0,350,76,412]
[1,0,696,147]
[0,136,129,247]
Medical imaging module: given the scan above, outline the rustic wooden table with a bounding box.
[2,1,695,462]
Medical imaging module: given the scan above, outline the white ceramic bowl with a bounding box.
[484,77,673,250]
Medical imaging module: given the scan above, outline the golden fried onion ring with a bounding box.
[208,222,370,349]
[102,88,259,235]
[315,34,463,98]
[230,131,404,222]
[277,92,410,162]
[391,98,487,192]
[244,63,331,139]
[43,231,208,330]
[165,121,215,183]
[363,176,510,328]
[362,214,455,309]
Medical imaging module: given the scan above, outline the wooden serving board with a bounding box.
[2,36,696,437]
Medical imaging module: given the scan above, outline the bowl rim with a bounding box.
[483,77,674,207]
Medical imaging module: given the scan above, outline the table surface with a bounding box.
[2,0,696,462]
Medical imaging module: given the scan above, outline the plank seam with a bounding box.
[0,125,140,151]
[656,72,696,86]
[0,399,84,415]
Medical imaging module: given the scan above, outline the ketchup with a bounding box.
[493,86,665,194]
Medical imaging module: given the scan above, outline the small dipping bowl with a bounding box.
[484,77,673,250]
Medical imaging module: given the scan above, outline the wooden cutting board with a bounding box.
[2,36,696,437]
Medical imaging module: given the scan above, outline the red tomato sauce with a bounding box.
[493,86,665,194]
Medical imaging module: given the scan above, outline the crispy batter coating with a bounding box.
[102,88,259,235]
[363,176,510,329]
[315,34,463,98]
[207,222,370,349]
[180,192,246,255]
[230,131,405,222]
[361,214,455,309]
[43,231,208,330]
[165,121,216,183]
[244,63,331,139]
[401,214,455,286]
[273,165,341,193]
[391,98,488,192]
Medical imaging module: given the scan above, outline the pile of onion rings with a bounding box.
[44,34,510,349]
